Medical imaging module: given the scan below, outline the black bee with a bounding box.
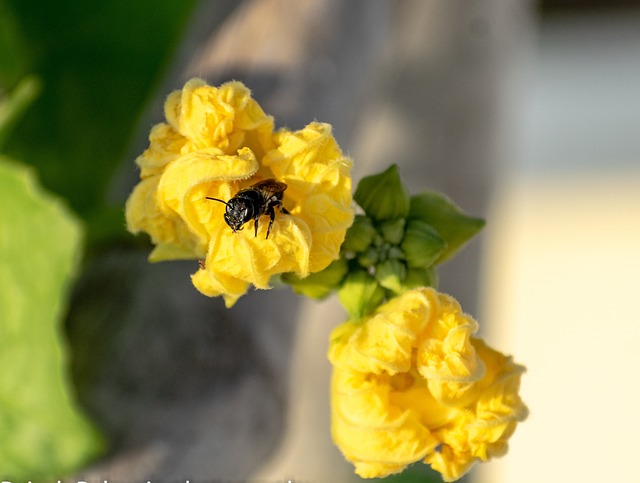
[207,179,290,239]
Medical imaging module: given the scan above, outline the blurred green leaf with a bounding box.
[0,158,103,479]
[2,0,198,243]
[0,75,41,149]
[409,191,485,264]
[0,0,31,88]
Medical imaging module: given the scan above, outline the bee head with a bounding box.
[224,198,255,231]
[207,196,254,232]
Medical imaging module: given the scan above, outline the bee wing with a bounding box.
[252,179,288,198]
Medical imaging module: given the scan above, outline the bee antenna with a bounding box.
[206,197,227,205]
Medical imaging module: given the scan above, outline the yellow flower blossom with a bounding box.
[125,79,354,306]
[328,287,528,482]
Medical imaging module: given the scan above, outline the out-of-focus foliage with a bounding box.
[0,158,104,480]
[0,0,198,478]
[0,75,41,148]
[0,0,198,246]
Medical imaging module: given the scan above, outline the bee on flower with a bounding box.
[125,78,354,306]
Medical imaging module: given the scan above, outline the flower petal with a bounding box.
[331,367,439,479]
[135,123,188,178]
[263,122,354,272]
[156,147,259,241]
[165,79,274,155]
[192,213,312,306]
[125,175,205,259]
[328,288,527,481]
[416,292,485,406]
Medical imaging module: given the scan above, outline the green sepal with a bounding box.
[409,191,485,263]
[282,258,349,300]
[375,258,407,293]
[354,164,410,221]
[379,218,406,245]
[357,246,379,269]
[338,270,386,320]
[387,246,405,260]
[400,219,447,268]
[402,266,439,291]
[342,214,377,254]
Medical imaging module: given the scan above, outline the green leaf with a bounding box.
[354,164,410,221]
[0,158,103,479]
[338,270,386,320]
[409,191,485,263]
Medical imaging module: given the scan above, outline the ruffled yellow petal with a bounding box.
[298,192,355,272]
[191,212,312,306]
[156,147,259,242]
[164,78,274,156]
[329,289,447,376]
[125,175,205,260]
[264,122,354,272]
[416,292,486,406]
[331,367,440,479]
[425,338,529,482]
[135,123,188,178]
[328,288,527,481]
[424,446,476,483]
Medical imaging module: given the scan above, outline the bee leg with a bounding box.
[265,206,276,239]
[281,205,290,215]
[253,217,260,238]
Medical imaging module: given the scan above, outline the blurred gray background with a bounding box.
[72,1,640,482]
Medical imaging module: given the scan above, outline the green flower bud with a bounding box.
[409,191,485,263]
[401,266,439,291]
[354,164,410,221]
[342,215,377,253]
[338,270,386,319]
[375,258,407,293]
[282,258,348,299]
[379,218,406,245]
[387,246,405,260]
[400,220,446,268]
[357,246,379,269]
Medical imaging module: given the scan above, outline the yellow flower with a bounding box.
[328,287,527,482]
[126,79,354,306]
